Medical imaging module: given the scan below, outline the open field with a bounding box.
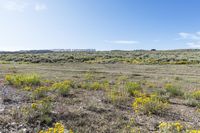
[2,0,200,132]
[0,61,200,132]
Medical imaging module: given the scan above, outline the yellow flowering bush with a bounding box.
[51,81,72,96]
[90,82,102,90]
[125,82,143,96]
[31,103,38,109]
[23,86,32,91]
[32,86,49,99]
[33,97,52,114]
[158,122,200,133]
[188,130,200,133]
[5,73,41,87]
[132,94,169,114]
[158,122,184,133]
[39,122,73,133]
[192,91,200,100]
[23,97,53,124]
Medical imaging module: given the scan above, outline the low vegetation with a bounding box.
[32,86,49,99]
[1,58,200,132]
[51,81,72,96]
[5,73,41,87]
[125,82,142,96]
[2,50,200,64]
[39,122,73,133]
[158,122,200,133]
[132,94,169,115]
[164,83,184,97]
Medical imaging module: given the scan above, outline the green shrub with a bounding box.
[23,86,32,91]
[51,81,72,96]
[106,90,129,103]
[158,122,184,133]
[175,77,182,81]
[80,82,90,89]
[84,72,94,81]
[5,73,41,87]
[80,81,102,90]
[116,76,128,85]
[132,94,169,114]
[191,90,200,100]
[164,83,184,97]
[158,121,200,133]
[32,86,49,99]
[25,97,53,124]
[155,89,170,102]
[102,80,110,90]
[106,85,129,104]
[146,82,156,88]
[125,82,142,96]
[90,82,102,90]
[39,122,71,133]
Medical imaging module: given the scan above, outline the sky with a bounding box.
[1,0,200,51]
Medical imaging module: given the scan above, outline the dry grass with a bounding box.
[1,63,200,132]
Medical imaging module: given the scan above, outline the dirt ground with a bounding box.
[0,63,200,132]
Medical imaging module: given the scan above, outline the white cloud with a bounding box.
[178,32,200,40]
[179,32,190,39]
[35,3,47,11]
[187,42,200,48]
[1,0,28,12]
[178,31,200,48]
[105,40,139,44]
[0,0,47,12]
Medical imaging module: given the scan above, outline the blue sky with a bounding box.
[1,0,200,51]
